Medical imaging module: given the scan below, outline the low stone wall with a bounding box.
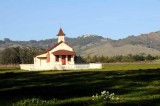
[20,63,102,71]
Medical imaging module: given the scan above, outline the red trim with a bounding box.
[46,52,50,63]
[52,50,75,55]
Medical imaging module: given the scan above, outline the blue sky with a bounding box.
[0,0,160,41]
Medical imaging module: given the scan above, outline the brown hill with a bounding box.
[1,31,160,57]
[80,43,160,57]
[76,32,160,56]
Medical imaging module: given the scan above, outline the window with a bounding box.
[68,55,71,61]
[55,55,59,62]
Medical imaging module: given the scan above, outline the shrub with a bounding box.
[12,98,57,106]
[92,90,119,102]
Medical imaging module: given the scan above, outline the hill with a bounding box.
[79,32,160,56]
[1,31,160,57]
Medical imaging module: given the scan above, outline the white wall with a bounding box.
[20,63,102,71]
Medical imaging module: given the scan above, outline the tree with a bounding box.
[146,54,155,61]
[0,47,43,64]
[0,47,20,64]
[92,55,98,63]
[75,55,86,63]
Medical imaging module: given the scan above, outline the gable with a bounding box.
[45,41,63,53]
[50,42,73,53]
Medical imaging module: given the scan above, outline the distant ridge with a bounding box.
[1,31,160,57]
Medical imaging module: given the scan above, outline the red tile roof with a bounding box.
[52,50,75,55]
[57,28,65,36]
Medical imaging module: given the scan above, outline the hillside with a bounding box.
[79,31,160,56]
[112,31,160,50]
[80,43,160,57]
[1,31,160,57]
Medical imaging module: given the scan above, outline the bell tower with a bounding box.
[57,28,65,43]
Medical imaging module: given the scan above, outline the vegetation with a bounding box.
[102,63,160,71]
[0,47,43,64]
[84,54,159,63]
[1,46,159,66]
[0,65,159,106]
[0,35,104,51]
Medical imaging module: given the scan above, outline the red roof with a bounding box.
[36,41,74,56]
[52,50,75,55]
[57,28,65,36]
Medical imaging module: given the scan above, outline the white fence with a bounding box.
[68,63,102,70]
[20,63,102,71]
[19,64,34,71]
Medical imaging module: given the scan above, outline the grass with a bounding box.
[0,63,160,106]
[102,63,160,71]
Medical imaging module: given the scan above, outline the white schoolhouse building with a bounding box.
[20,28,102,71]
[34,28,75,66]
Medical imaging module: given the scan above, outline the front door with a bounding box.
[62,55,66,65]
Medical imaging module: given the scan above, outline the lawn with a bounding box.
[0,64,160,106]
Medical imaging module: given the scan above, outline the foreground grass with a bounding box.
[0,64,160,106]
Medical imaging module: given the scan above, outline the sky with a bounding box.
[0,0,160,41]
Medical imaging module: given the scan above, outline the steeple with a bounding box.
[57,28,65,42]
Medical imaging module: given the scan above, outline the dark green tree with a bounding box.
[0,47,43,64]
[146,54,156,61]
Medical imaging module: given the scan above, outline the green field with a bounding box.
[0,64,160,106]
[102,63,160,71]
